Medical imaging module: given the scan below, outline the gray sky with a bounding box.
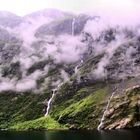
[0,0,139,16]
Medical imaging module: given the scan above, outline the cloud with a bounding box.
[88,0,140,27]
[61,69,69,82]
[1,1,140,92]
[54,36,86,63]
[16,79,36,92]
[0,0,139,16]
[0,81,15,91]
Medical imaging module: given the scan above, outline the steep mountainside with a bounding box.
[0,11,22,27]
[0,9,140,130]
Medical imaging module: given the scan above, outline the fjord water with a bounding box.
[0,130,140,140]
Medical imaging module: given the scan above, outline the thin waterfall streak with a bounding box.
[72,18,75,36]
[45,89,55,116]
[97,89,116,130]
[74,59,83,74]
[45,83,63,117]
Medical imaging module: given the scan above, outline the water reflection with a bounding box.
[99,130,134,140]
[45,129,140,140]
[45,130,100,140]
[0,129,140,140]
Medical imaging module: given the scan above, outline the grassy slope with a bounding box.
[0,82,139,130]
[10,115,66,130]
[51,85,108,129]
[0,83,108,130]
[0,91,51,129]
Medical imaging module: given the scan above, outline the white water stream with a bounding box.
[97,89,117,130]
[45,83,63,117]
[74,59,83,74]
[45,17,77,117]
[72,18,75,36]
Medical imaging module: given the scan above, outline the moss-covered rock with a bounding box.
[101,85,140,130]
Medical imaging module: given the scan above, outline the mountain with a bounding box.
[24,9,72,20]
[0,11,22,27]
[35,14,92,37]
[23,9,74,31]
[0,9,140,130]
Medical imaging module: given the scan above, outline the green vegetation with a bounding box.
[100,86,140,129]
[0,79,139,130]
[0,84,108,130]
[58,88,107,116]
[51,87,108,129]
[10,115,67,130]
[0,91,51,129]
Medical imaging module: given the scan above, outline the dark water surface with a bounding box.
[0,129,140,140]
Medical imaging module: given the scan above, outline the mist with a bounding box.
[0,1,140,92]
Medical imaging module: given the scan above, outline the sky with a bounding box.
[0,0,139,16]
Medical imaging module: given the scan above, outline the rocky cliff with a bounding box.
[0,9,140,130]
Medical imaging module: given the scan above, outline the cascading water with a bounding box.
[45,83,63,117]
[72,18,75,36]
[45,89,56,116]
[97,88,117,130]
[45,17,77,117]
[74,66,78,74]
[74,59,83,74]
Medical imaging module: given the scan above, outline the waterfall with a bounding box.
[97,88,117,130]
[45,83,63,117]
[72,18,75,36]
[45,89,56,116]
[74,65,79,74]
[74,59,83,74]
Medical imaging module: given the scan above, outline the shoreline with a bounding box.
[0,127,140,132]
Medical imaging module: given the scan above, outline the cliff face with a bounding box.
[0,10,140,130]
[0,79,140,130]
[102,85,140,130]
[49,79,140,130]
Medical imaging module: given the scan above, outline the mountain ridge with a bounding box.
[0,9,140,130]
